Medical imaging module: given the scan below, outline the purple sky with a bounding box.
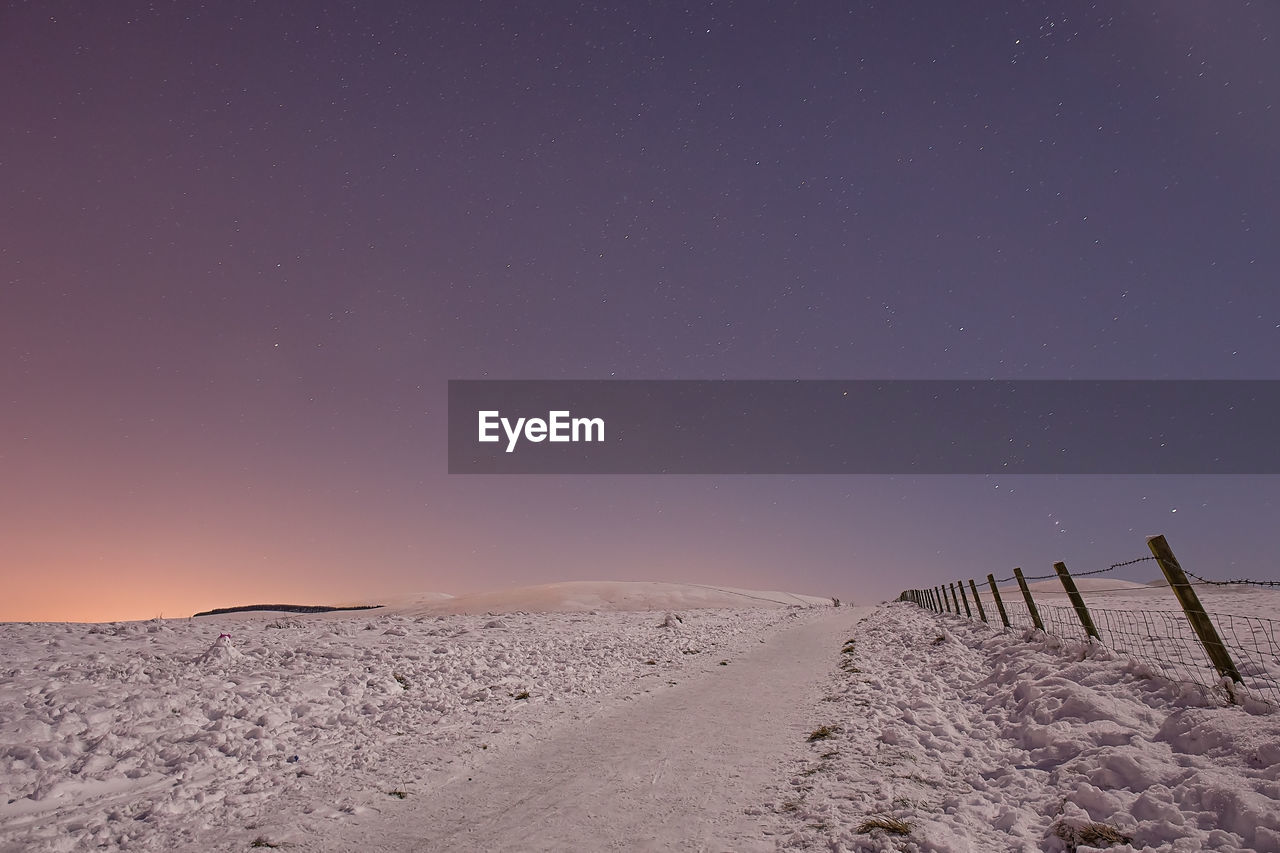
[3,1,1278,620]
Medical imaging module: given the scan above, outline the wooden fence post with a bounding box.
[949,583,961,614]
[968,578,987,623]
[958,581,972,617]
[987,574,1010,628]
[1012,567,1044,632]
[1054,561,1100,640]
[1147,534,1243,691]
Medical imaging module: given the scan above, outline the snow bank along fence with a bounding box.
[896,535,1280,708]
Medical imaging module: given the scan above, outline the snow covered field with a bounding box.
[770,600,1280,852]
[0,584,826,852]
[4,582,1280,852]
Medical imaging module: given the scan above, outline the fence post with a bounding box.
[928,588,937,611]
[1147,534,1243,690]
[1054,561,1100,640]
[949,583,961,614]
[958,581,972,617]
[1012,567,1044,632]
[987,574,1010,628]
[968,579,987,623]
[936,586,945,613]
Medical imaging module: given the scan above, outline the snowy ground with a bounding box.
[4,583,1280,852]
[770,601,1280,852]
[0,584,831,852]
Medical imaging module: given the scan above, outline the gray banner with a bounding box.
[447,380,1280,474]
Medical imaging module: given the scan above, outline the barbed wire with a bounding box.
[1182,568,1280,588]
[1101,555,1161,572]
[993,555,1159,584]
[1004,570,1055,581]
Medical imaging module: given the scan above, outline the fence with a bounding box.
[897,535,1280,709]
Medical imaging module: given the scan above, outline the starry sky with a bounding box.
[3,1,1279,622]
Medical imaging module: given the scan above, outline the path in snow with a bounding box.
[300,606,868,852]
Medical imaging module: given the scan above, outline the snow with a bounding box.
[0,583,831,852]
[770,600,1280,852]
[3,581,1279,852]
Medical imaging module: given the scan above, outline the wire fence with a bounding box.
[898,535,1280,710]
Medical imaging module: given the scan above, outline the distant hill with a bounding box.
[188,583,836,620]
[394,581,835,616]
[192,603,384,617]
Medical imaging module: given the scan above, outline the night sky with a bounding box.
[3,1,1279,622]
